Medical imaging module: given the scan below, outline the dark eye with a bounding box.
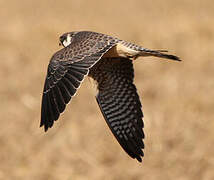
[60,36,66,42]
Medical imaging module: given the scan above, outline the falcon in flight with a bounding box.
[41,31,180,162]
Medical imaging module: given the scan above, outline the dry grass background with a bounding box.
[0,0,214,179]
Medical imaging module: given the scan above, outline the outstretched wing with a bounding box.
[91,57,144,162]
[41,31,118,131]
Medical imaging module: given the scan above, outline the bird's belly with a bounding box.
[103,43,139,58]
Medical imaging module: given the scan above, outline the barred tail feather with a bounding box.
[140,49,181,61]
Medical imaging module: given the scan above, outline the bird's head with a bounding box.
[59,32,76,47]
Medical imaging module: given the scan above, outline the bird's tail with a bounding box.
[139,48,181,61]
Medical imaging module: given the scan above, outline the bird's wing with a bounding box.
[93,57,144,162]
[41,31,118,131]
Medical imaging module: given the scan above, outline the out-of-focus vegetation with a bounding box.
[0,0,213,179]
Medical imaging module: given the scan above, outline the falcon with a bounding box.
[41,31,181,162]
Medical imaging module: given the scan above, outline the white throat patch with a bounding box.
[62,34,72,47]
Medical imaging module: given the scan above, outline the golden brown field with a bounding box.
[0,0,214,179]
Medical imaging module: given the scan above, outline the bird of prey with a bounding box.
[41,31,180,162]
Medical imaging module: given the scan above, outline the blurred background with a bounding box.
[0,0,214,179]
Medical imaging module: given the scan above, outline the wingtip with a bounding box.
[40,123,49,132]
[137,149,144,162]
[136,156,143,162]
[44,124,49,132]
[40,121,44,128]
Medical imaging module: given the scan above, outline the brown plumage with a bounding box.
[41,31,181,162]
